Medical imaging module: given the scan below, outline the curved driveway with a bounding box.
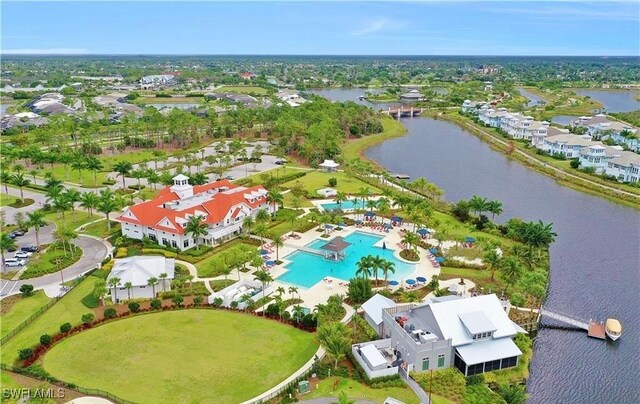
[0,235,109,298]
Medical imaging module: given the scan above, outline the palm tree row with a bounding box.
[356,255,396,284]
[469,195,504,219]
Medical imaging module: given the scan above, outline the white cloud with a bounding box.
[351,18,408,36]
[1,48,89,55]
[488,3,639,22]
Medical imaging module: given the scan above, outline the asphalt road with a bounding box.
[0,235,109,298]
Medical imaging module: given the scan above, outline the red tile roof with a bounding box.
[115,180,268,235]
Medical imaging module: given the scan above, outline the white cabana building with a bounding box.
[319,159,340,172]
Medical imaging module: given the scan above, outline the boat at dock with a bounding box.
[605,319,622,341]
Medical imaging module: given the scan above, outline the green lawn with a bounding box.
[441,266,491,281]
[281,169,382,195]
[40,165,107,188]
[1,273,101,365]
[0,291,52,339]
[43,310,318,403]
[44,210,97,231]
[0,195,34,208]
[78,220,120,239]
[194,241,258,278]
[431,211,514,247]
[216,85,268,95]
[283,191,314,208]
[209,279,238,292]
[303,376,443,404]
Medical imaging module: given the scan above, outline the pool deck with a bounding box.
[256,217,441,310]
[312,196,381,213]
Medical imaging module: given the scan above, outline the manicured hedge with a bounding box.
[141,248,177,258]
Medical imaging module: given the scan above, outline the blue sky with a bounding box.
[2,1,638,55]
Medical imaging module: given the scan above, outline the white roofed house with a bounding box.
[578,144,623,173]
[604,152,640,183]
[115,175,275,251]
[532,126,568,149]
[107,256,175,302]
[541,134,595,159]
[364,294,525,377]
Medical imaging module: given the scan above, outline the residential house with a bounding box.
[107,256,175,301]
[353,294,525,378]
[541,134,595,158]
[115,175,276,250]
[578,145,624,173]
[604,152,640,183]
[140,74,176,90]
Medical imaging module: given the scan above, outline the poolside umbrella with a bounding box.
[406,279,416,285]
[388,280,399,286]
[325,224,334,229]
[260,249,269,255]
[266,260,275,266]
[338,222,346,227]
[417,228,429,236]
[465,236,476,243]
[392,216,403,222]
[435,257,445,263]
[429,248,438,254]
[364,211,376,217]
[383,223,392,229]
[355,219,363,224]
[416,276,427,283]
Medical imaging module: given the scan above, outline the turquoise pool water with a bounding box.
[320,199,365,211]
[277,231,417,288]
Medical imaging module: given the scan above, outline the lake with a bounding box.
[318,88,640,403]
[576,89,640,113]
[517,88,546,107]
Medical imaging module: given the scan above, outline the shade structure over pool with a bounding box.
[406,279,416,285]
[260,249,269,255]
[465,236,476,243]
[429,248,438,254]
[417,228,430,236]
[435,257,445,263]
[416,276,427,283]
[388,280,399,286]
[364,211,376,217]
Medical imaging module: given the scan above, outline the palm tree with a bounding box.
[292,305,305,323]
[370,255,385,284]
[499,383,528,404]
[97,189,119,231]
[28,169,38,184]
[159,272,168,292]
[113,161,133,189]
[376,198,391,224]
[93,279,108,306]
[124,282,133,300]
[276,286,286,298]
[1,171,11,194]
[288,286,299,300]
[499,256,523,292]
[254,223,269,245]
[316,321,351,369]
[402,231,420,253]
[254,270,274,298]
[79,192,99,217]
[186,274,195,295]
[26,211,46,249]
[71,160,85,182]
[0,233,17,266]
[11,173,30,201]
[266,189,283,213]
[131,169,147,189]
[185,215,208,250]
[64,188,81,213]
[487,200,503,219]
[242,216,255,235]
[484,249,502,281]
[356,255,373,279]
[412,177,429,195]
[147,277,159,298]
[108,277,121,302]
[334,191,348,208]
[146,170,160,191]
[469,195,489,216]
[51,194,72,225]
[380,260,396,285]
[273,237,284,261]
[255,209,270,223]
[85,156,103,186]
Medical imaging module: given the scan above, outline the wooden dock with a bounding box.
[587,321,606,340]
[539,308,608,340]
[390,173,411,179]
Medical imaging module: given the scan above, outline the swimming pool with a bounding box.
[320,199,365,211]
[277,231,417,288]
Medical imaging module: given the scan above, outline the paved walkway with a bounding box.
[400,367,431,404]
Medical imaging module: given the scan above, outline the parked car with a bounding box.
[14,251,33,258]
[21,246,38,253]
[4,258,26,267]
[225,175,234,180]
[7,246,17,252]
[275,160,287,165]
[12,230,26,237]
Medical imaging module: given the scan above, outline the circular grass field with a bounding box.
[43,310,318,403]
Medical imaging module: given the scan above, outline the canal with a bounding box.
[314,88,640,403]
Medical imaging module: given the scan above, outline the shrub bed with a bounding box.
[399,249,420,262]
[141,248,177,258]
[19,244,82,279]
[412,368,466,402]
